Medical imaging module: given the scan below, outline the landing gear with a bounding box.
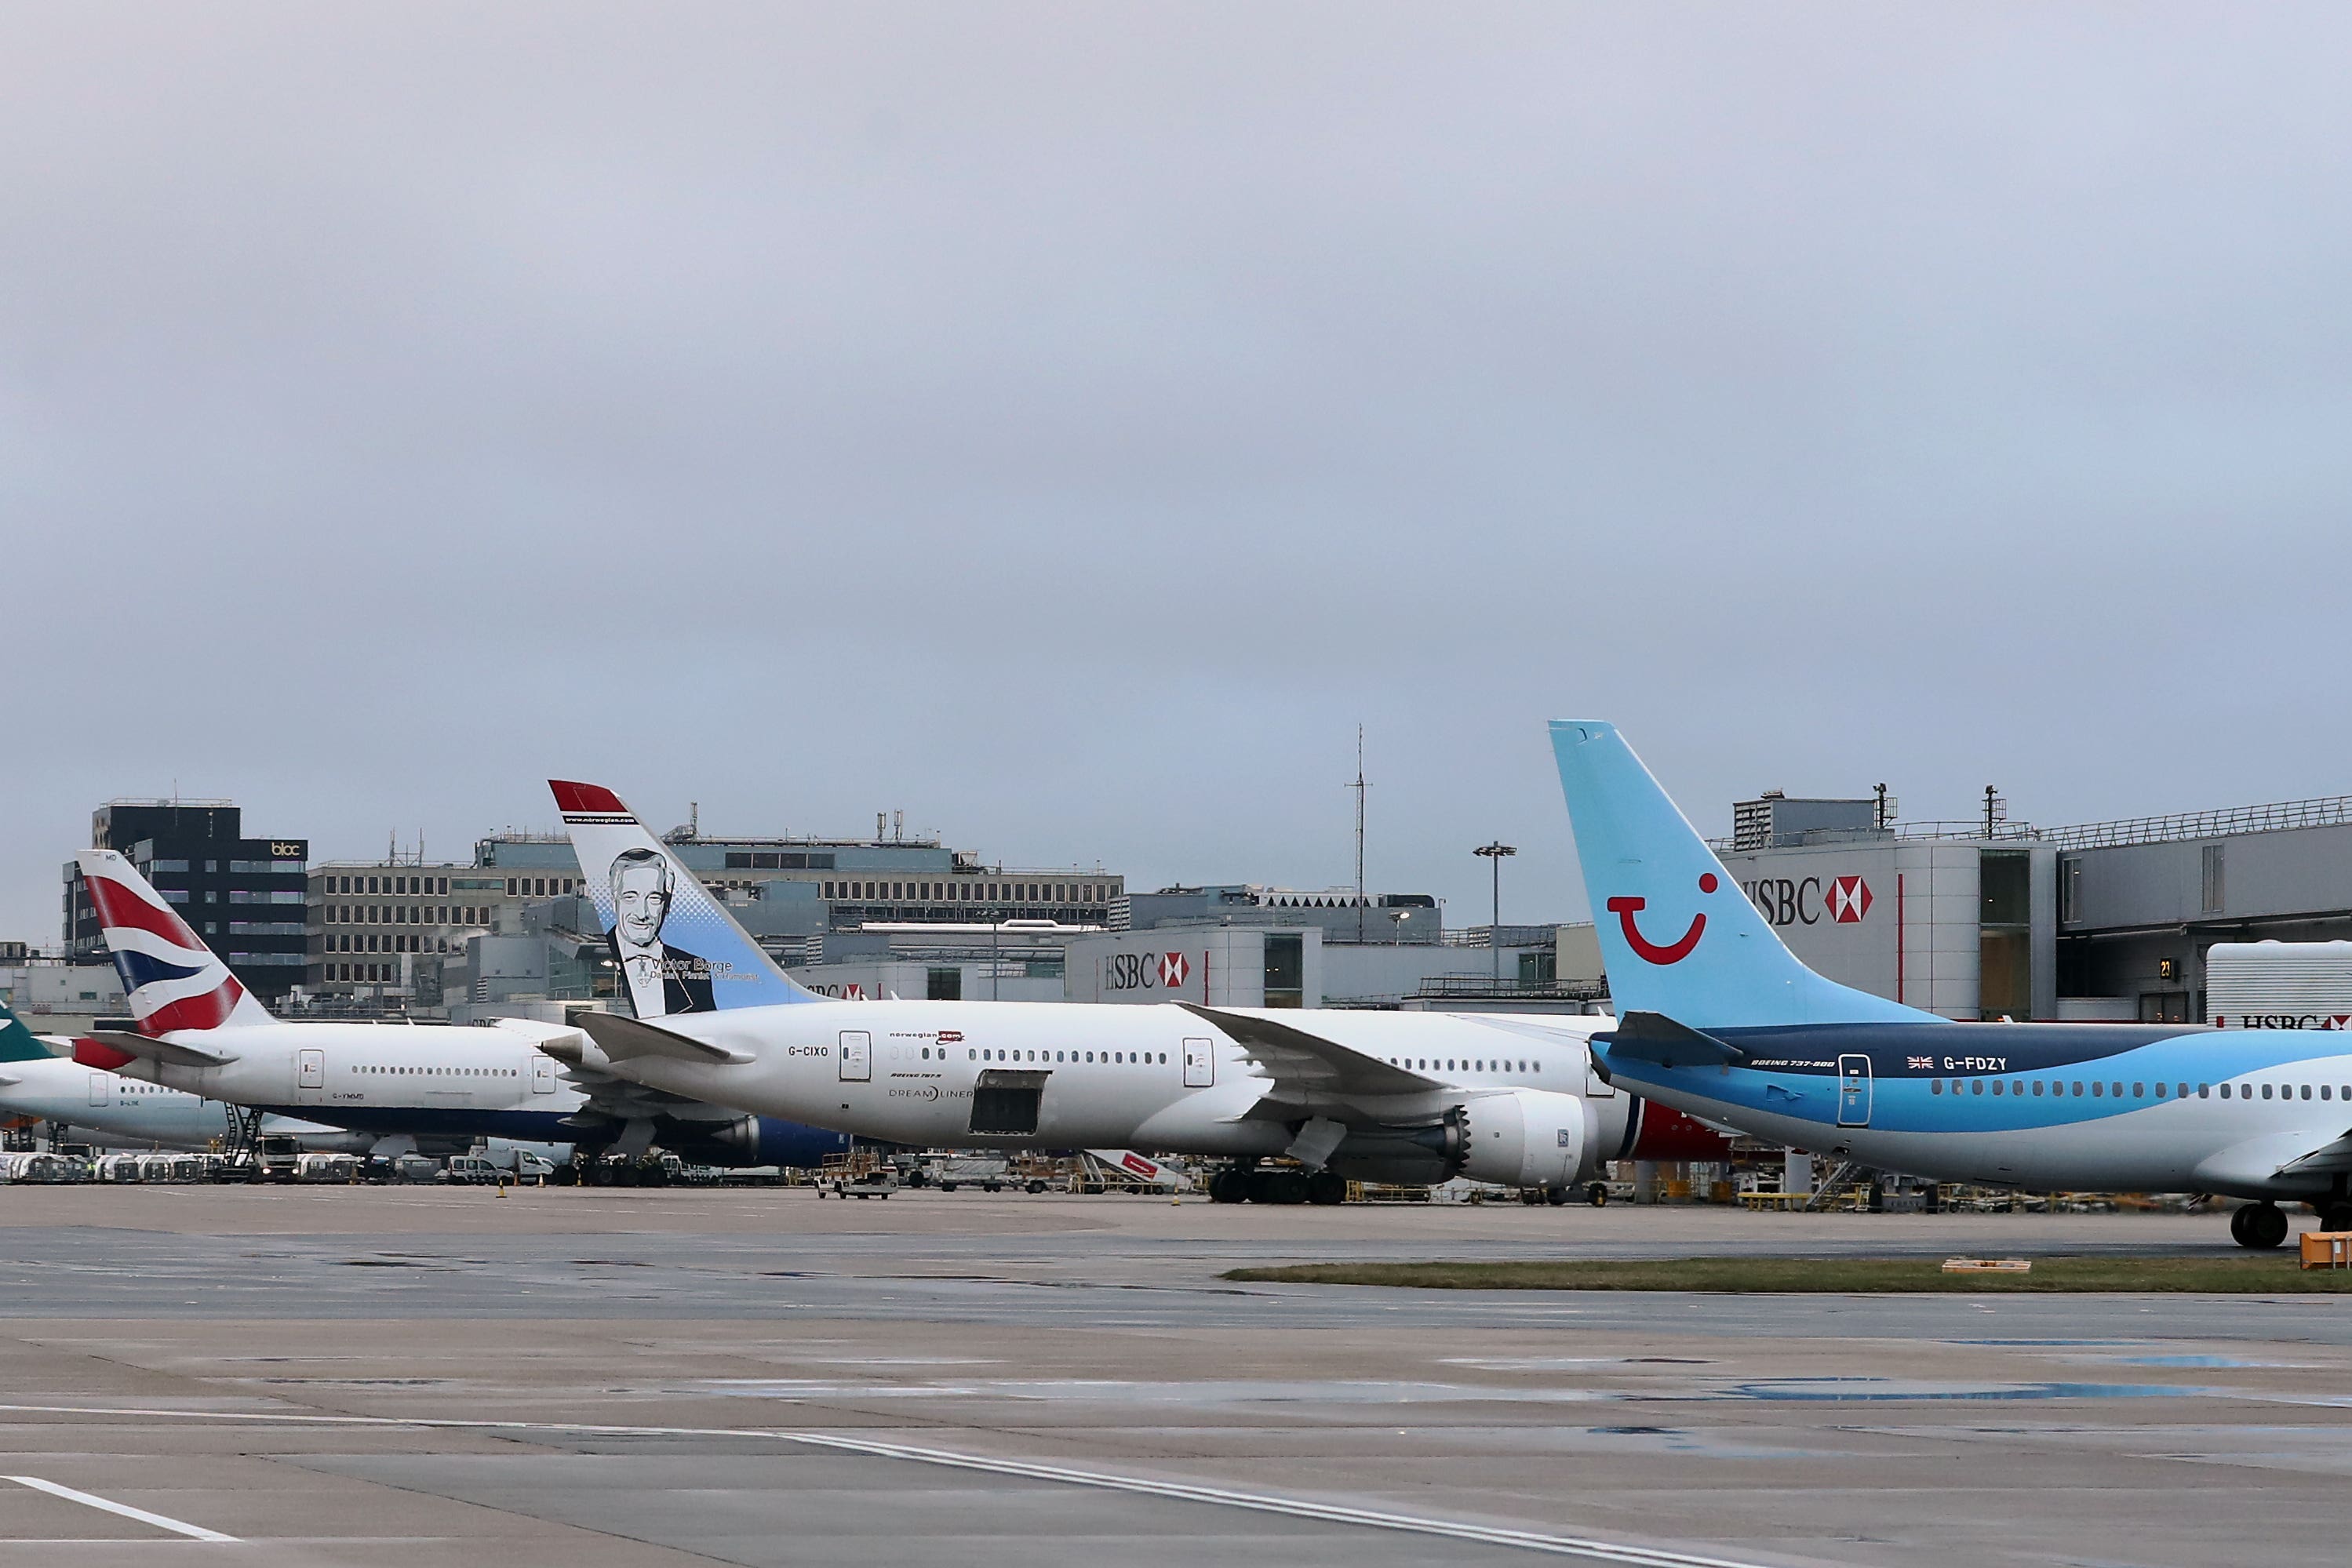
[1247,1167,1309,1205]
[1305,1169,1347,1206]
[1207,1167,1251,1204]
[1586,1182,1609,1207]
[2317,1201,2352,1235]
[2231,1202,2289,1250]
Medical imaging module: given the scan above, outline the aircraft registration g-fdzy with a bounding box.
[541,780,1727,1204]
[70,849,851,1169]
[1549,719,2352,1249]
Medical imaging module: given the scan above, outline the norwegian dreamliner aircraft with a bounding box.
[0,997,359,1152]
[1549,720,2352,1248]
[72,849,850,1169]
[537,781,1724,1202]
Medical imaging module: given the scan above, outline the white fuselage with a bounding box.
[0,1057,357,1153]
[571,998,1613,1155]
[123,1021,584,1141]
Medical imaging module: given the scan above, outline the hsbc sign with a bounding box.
[1743,873,1873,928]
[1105,951,1196,993]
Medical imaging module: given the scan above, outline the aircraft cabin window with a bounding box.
[2133,1083,2145,1098]
[2091,1082,2103,1097]
[2030,1081,2042,1096]
[1972,1080,1984,1095]
[2154,1082,2167,1098]
[1991,1082,2003,1096]
[2262,1084,2274,1101]
[2301,1084,2313,1101]
[2198,1083,2211,1097]
[2220,1083,2232,1098]
[2326,1086,2337,1101]
[1931,1080,1944,1094]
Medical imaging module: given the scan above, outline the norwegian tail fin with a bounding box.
[548,781,821,1018]
[73,849,278,1032]
[1547,721,1939,1031]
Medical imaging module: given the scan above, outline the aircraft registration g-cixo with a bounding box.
[1549,719,2352,1249]
[0,996,361,1153]
[70,849,851,1169]
[540,780,1728,1204]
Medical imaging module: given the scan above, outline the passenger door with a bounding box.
[1836,1054,1872,1127]
[531,1054,557,1094]
[297,1048,327,1105]
[87,1073,110,1108]
[1181,1036,1214,1089]
[839,1030,872,1083]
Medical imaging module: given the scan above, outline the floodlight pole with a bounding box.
[1473,841,1516,986]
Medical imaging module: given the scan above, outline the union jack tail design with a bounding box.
[75,849,276,1034]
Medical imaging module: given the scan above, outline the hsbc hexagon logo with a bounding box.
[1828,875,1873,924]
[1159,952,1191,987]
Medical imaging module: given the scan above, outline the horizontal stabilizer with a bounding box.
[80,1029,238,1069]
[1597,1011,1745,1070]
[573,1010,750,1067]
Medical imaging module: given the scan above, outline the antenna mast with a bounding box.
[1352,726,1367,944]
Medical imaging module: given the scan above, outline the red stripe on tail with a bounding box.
[550,780,629,815]
[143,986,244,1035]
[82,875,202,949]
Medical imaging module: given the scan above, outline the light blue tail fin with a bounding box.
[549,781,823,1018]
[1548,720,1942,1031]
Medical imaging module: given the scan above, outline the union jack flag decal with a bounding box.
[75,849,274,1035]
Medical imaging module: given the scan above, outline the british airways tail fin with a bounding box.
[74,849,278,1032]
[548,781,822,1018]
[1547,721,1940,1031]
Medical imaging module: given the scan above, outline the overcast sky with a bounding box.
[5,3,2350,942]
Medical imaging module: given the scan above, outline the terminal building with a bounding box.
[1712,785,2352,1024]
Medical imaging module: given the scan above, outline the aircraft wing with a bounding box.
[1175,1003,1443,1100]
[2274,1130,2352,1177]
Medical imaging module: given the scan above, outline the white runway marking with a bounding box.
[5,1473,239,1541]
[0,1402,1783,1566]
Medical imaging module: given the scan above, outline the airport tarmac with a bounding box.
[2,1188,2347,1567]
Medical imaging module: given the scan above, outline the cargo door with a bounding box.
[839,1030,871,1082]
[531,1054,557,1093]
[1836,1055,1872,1127]
[297,1048,326,1105]
[1181,1036,1214,1089]
[970,1069,1048,1136]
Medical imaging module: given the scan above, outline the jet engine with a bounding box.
[1323,1090,1593,1190]
[654,1113,853,1170]
[1454,1089,1589,1189]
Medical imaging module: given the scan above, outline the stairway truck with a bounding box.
[2207,941,2352,1030]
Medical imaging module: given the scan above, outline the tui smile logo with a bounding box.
[1607,873,1716,965]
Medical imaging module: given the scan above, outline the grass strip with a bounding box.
[1223,1254,2352,1293]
